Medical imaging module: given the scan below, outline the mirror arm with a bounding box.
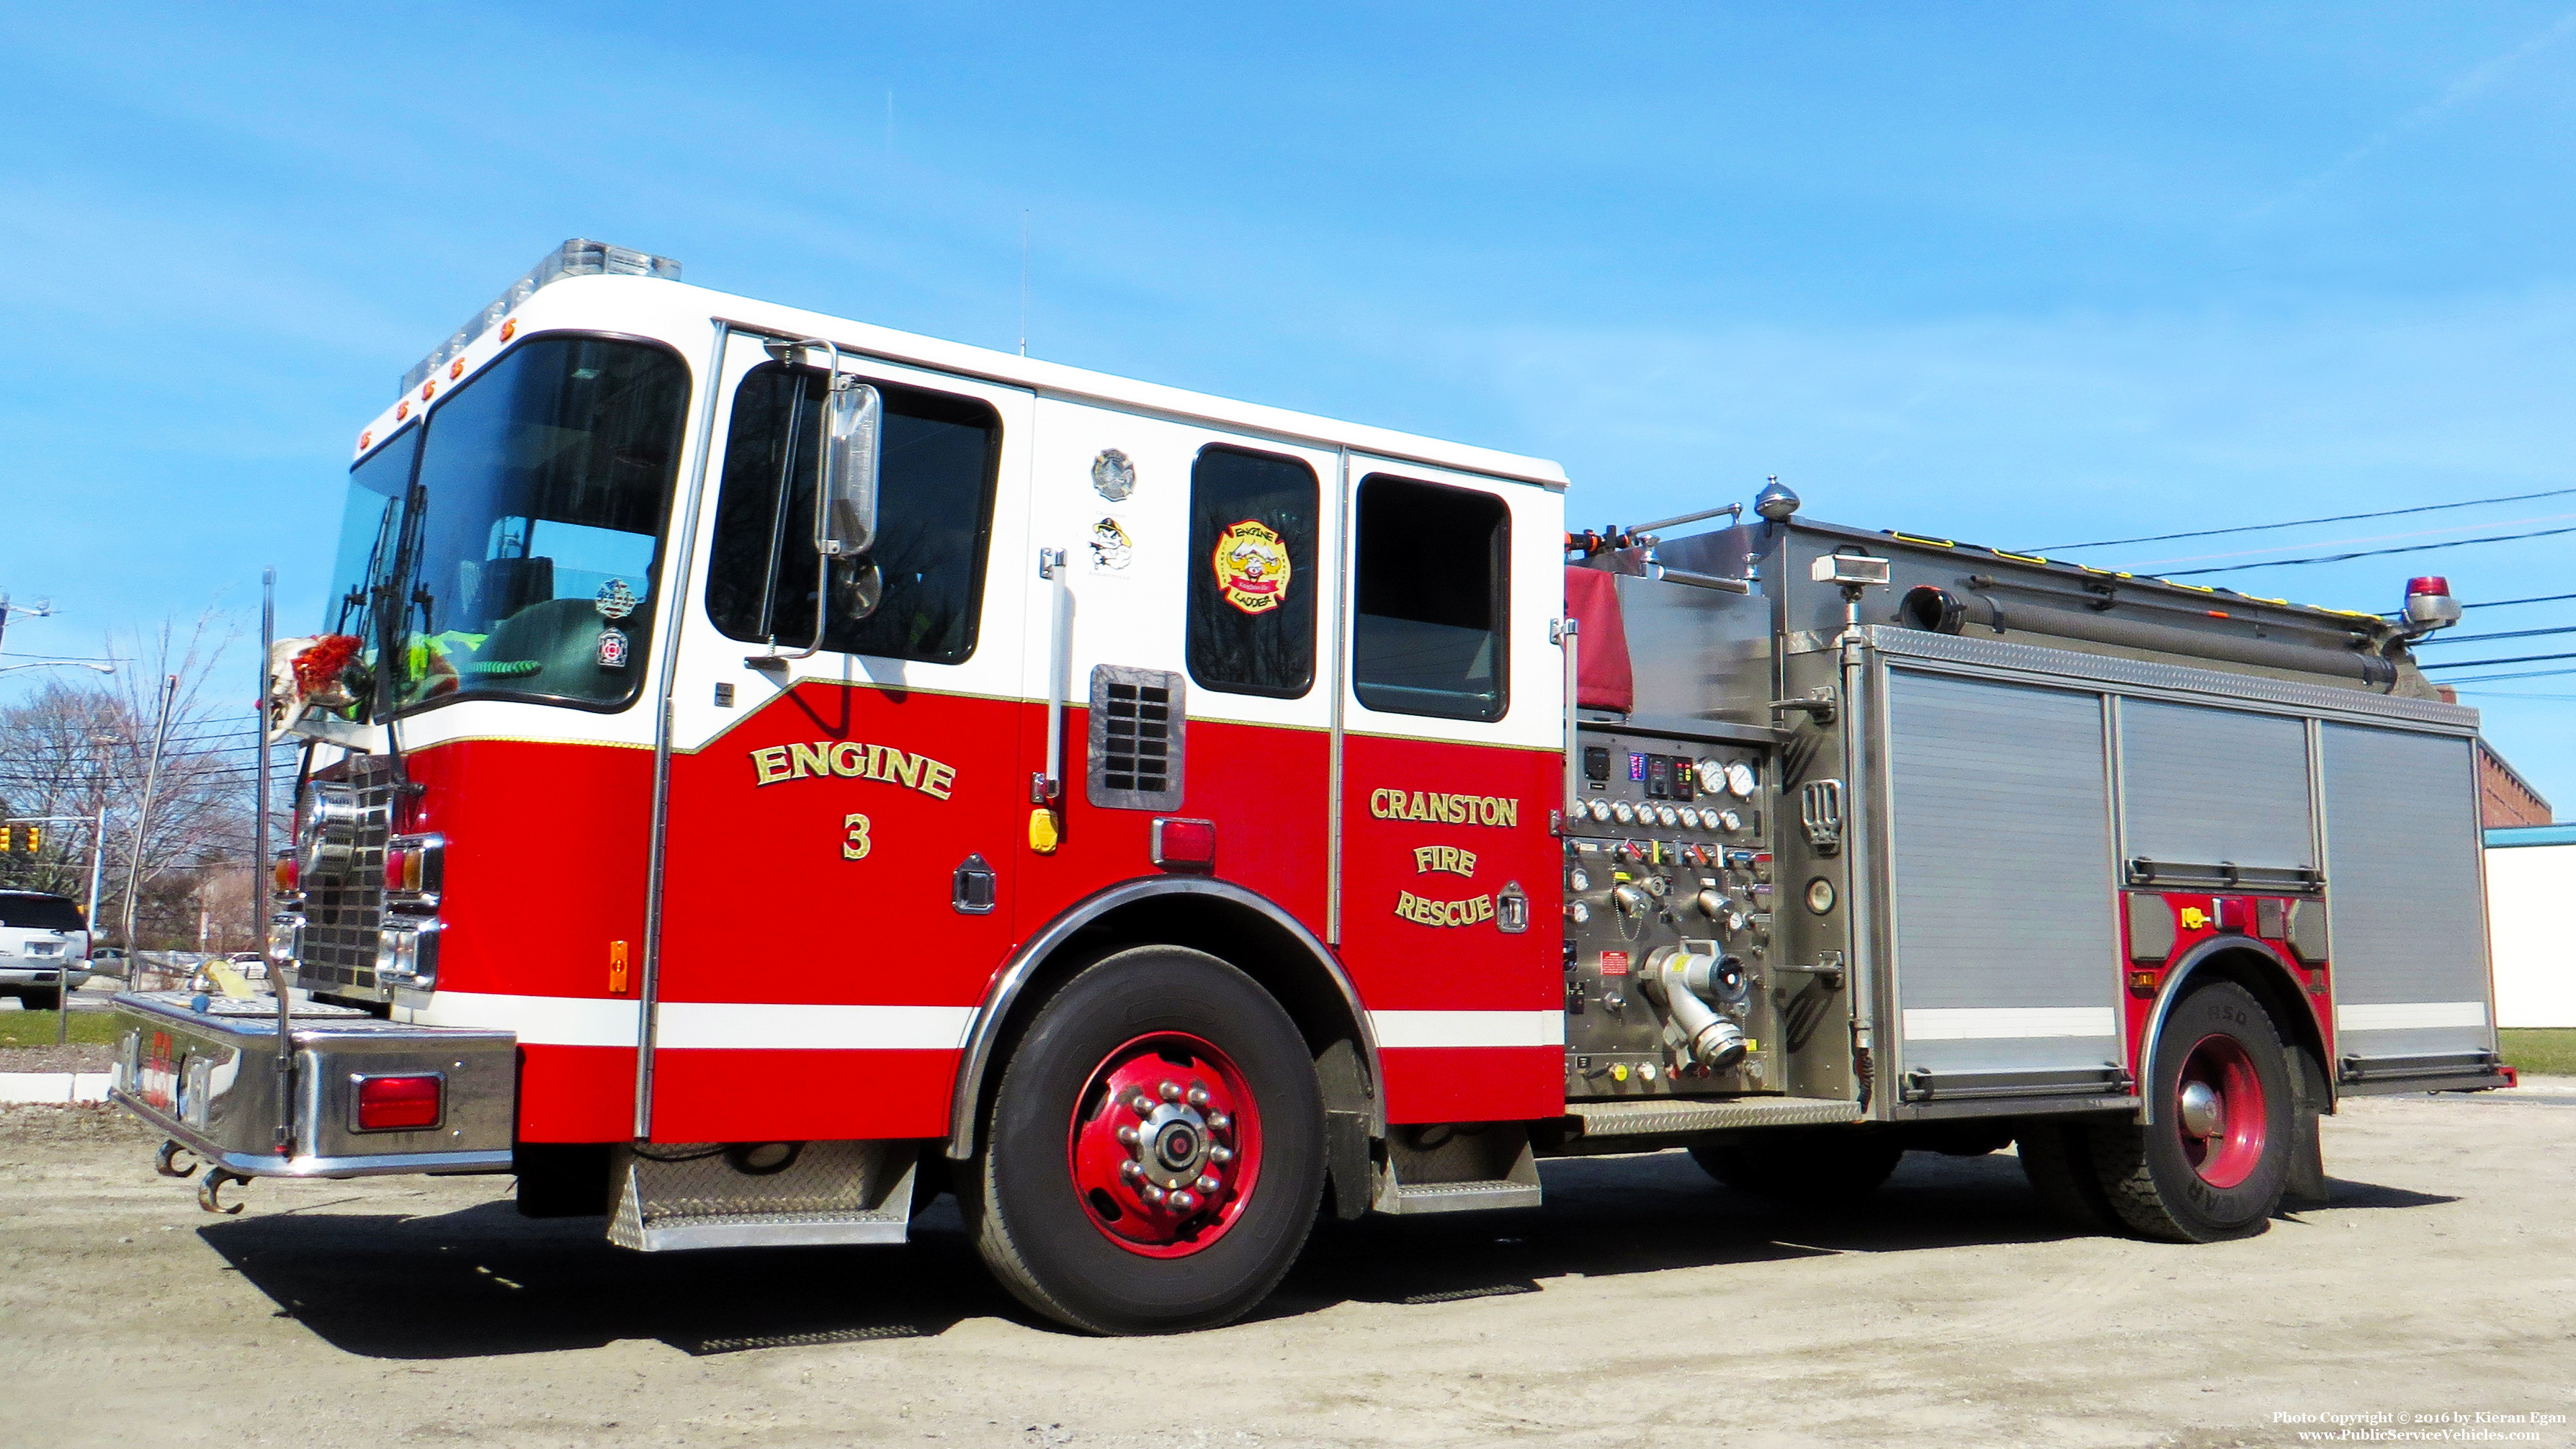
[748,337,847,667]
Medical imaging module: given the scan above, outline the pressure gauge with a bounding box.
[1655,804,1680,828]
[1676,807,1702,830]
[1694,758,1727,795]
[1725,761,1758,799]
[1717,809,1743,833]
[1587,799,1614,823]
[1567,867,1591,892]
[1611,801,1637,825]
[1805,876,1838,915]
[1566,901,1591,924]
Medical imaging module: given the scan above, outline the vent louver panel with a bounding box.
[1088,665,1186,811]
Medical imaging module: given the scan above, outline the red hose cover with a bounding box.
[1563,566,1634,714]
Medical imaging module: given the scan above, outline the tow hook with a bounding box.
[155,1140,200,1179]
[198,1167,251,1215]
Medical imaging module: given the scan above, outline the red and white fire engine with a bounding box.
[111,241,2510,1334]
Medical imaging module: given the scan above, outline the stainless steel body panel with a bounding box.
[108,992,516,1177]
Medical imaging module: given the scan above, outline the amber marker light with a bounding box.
[1028,807,1062,854]
[448,359,464,380]
[499,318,516,341]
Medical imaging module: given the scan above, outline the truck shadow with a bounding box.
[200,1148,2455,1357]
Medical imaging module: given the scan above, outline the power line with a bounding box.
[2158,524,2576,577]
[2025,484,2576,552]
[2418,650,2576,671]
[2412,624,2576,647]
[2436,667,2576,684]
[2375,591,2576,619]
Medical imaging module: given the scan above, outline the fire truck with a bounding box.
[110,240,2510,1335]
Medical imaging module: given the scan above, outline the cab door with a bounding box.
[646,329,1034,1144]
[1009,405,1340,938]
[1332,459,1567,1124]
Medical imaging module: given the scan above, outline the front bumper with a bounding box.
[108,992,517,1179]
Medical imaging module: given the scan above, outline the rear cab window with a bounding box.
[1352,474,1511,722]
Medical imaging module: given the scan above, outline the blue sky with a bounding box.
[3,3,2572,809]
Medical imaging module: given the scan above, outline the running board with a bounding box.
[1565,1095,1863,1142]
[608,1140,916,1251]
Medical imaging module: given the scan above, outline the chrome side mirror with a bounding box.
[818,376,882,562]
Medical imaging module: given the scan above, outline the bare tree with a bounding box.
[0,609,284,950]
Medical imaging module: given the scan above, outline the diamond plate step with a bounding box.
[1567,1095,1861,1139]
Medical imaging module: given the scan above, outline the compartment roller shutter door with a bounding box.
[1884,670,2123,1082]
[2118,699,2315,874]
[2320,724,2495,1068]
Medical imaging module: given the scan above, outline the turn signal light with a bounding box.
[1150,817,1217,871]
[272,854,299,896]
[353,1074,443,1132]
[383,834,445,900]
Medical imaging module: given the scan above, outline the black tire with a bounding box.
[1689,1131,1904,1203]
[2085,980,2293,1243]
[2016,1121,2121,1232]
[959,946,1325,1334]
[21,987,61,1011]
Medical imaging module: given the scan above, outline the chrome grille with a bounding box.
[295,759,396,997]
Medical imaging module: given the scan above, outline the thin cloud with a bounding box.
[2251,9,2576,217]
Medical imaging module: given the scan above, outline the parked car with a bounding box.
[0,891,94,1008]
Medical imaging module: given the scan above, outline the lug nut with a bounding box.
[1207,1112,1231,1131]
[1128,1092,1155,1116]
[1186,1085,1212,1108]
[1195,1173,1221,1194]
[1142,1184,1167,1203]
[1120,1159,1142,1177]
[1208,1146,1233,1165]
[1168,1190,1198,1212]
[1116,1124,1140,1146]
[1159,1080,1184,1102]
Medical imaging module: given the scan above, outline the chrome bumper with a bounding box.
[108,991,517,1179]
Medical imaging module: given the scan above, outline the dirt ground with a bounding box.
[0,1085,2570,1449]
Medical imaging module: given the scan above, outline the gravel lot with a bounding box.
[1,1084,2570,1449]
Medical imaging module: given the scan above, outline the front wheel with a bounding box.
[2086,979,2293,1242]
[960,946,1325,1334]
[20,987,61,1011]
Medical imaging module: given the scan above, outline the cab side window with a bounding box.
[1352,474,1509,721]
[706,363,1001,664]
[1186,445,1319,698]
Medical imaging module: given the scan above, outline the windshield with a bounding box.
[327,335,689,716]
[0,894,86,930]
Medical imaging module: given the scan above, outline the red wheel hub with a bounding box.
[2174,1032,2267,1189]
[1067,1032,1263,1257]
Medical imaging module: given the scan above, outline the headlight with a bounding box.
[294,782,364,884]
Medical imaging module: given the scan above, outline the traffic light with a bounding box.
[0,825,14,854]
[20,825,35,855]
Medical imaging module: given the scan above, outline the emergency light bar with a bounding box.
[399,238,682,395]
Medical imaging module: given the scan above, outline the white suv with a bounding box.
[0,892,92,1009]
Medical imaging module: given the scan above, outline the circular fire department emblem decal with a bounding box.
[1213,520,1291,615]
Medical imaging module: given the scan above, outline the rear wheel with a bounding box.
[1690,1131,1904,1203]
[20,987,61,1011]
[2085,980,2292,1242]
[960,946,1325,1334]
